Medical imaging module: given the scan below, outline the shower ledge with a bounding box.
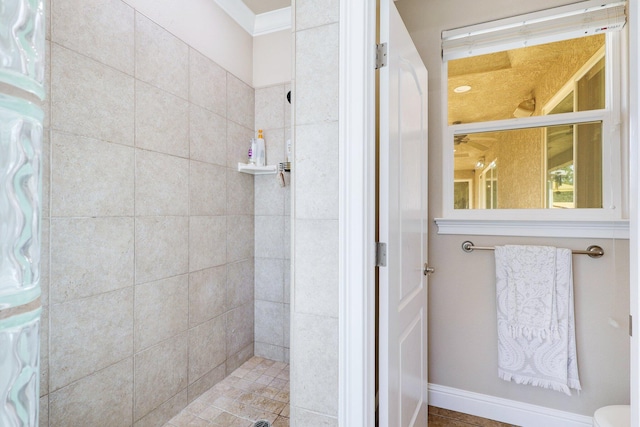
[237,162,278,175]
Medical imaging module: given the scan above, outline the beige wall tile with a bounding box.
[225,303,254,359]
[135,149,189,216]
[52,0,135,74]
[187,363,225,403]
[255,301,284,346]
[190,161,226,216]
[134,13,188,98]
[295,24,339,125]
[49,358,133,427]
[227,121,254,168]
[190,104,226,166]
[291,313,338,416]
[227,215,254,262]
[255,258,284,303]
[50,288,134,391]
[227,169,254,216]
[135,216,189,284]
[283,304,290,348]
[227,74,254,129]
[39,395,48,427]
[254,174,285,217]
[41,131,50,218]
[294,122,339,220]
[225,342,253,375]
[188,266,226,327]
[134,335,188,421]
[51,44,134,145]
[226,259,254,309]
[295,0,340,31]
[135,82,189,157]
[51,132,134,217]
[254,342,284,362]
[133,389,186,427]
[189,49,226,117]
[255,85,285,131]
[292,408,338,427]
[189,216,226,272]
[188,315,226,383]
[134,275,189,352]
[51,217,134,303]
[40,306,49,397]
[263,127,285,165]
[294,219,338,317]
[255,216,284,259]
[40,219,50,307]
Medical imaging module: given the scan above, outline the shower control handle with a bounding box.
[424,264,434,276]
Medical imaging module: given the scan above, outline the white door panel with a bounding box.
[379,1,429,427]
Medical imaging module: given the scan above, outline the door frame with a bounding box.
[337,0,377,426]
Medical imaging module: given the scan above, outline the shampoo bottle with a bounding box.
[248,138,256,164]
[256,129,266,166]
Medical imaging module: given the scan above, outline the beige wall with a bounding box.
[254,30,293,88]
[39,0,256,425]
[396,0,630,416]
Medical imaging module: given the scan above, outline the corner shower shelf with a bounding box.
[237,163,278,175]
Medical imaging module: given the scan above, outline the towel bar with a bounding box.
[461,240,604,259]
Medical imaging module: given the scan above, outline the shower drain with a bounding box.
[252,421,272,427]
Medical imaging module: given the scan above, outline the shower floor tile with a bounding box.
[165,357,289,427]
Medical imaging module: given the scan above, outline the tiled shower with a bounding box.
[23,1,291,426]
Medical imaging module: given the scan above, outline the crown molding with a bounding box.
[213,0,291,36]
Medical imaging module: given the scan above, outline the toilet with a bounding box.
[593,405,630,427]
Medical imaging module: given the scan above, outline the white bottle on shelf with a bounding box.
[256,129,266,166]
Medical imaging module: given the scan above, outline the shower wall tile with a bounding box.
[225,303,254,358]
[133,389,186,427]
[50,288,134,391]
[225,343,253,375]
[291,313,339,416]
[41,132,50,217]
[189,49,226,117]
[263,127,286,165]
[50,217,134,303]
[294,219,338,317]
[187,363,226,403]
[40,219,50,306]
[190,161,226,216]
[188,315,226,383]
[39,396,48,427]
[255,173,285,216]
[294,122,339,220]
[254,342,284,362]
[52,0,135,75]
[295,0,340,31]
[284,83,292,129]
[134,13,188,99]
[134,275,189,352]
[189,216,227,272]
[51,44,134,145]
[49,358,133,427]
[226,259,254,310]
[255,258,284,302]
[189,104,227,166]
[255,216,284,259]
[295,24,339,125]
[227,121,254,167]
[135,216,189,284]
[188,266,226,327]
[255,85,285,131]
[227,215,254,262]
[255,301,284,346]
[40,306,49,397]
[51,132,134,217]
[227,168,254,215]
[284,259,291,303]
[227,74,255,129]
[135,82,189,157]
[283,304,290,347]
[134,335,188,421]
[293,408,338,427]
[135,149,189,216]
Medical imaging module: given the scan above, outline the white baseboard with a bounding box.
[428,383,594,427]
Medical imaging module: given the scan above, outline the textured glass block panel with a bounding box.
[0,0,45,99]
[0,308,41,427]
[0,95,43,310]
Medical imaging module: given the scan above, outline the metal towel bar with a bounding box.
[461,240,604,259]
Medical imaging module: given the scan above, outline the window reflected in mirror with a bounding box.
[449,34,605,210]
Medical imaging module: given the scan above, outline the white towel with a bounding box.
[495,245,581,395]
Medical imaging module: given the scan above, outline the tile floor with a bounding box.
[165,357,289,427]
[164,356,514,427]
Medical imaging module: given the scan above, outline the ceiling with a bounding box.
[241,0,290,15]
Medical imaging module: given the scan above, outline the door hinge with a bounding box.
[375,43,387,69]
[375,242,387,267]
[630,315,633,337]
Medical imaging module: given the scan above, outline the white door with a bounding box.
[378,1,429,427]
